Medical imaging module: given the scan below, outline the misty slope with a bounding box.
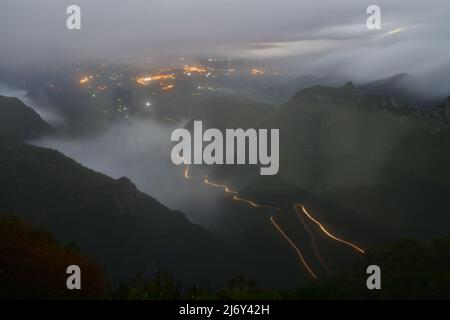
[179,93,382,285]
[254,74,336,104]
[182,95,277,187]
[0,137,230,285]
[188,83,450,249]
[360,73,446,108]
[0,95,53,140]
[245,83,450,239]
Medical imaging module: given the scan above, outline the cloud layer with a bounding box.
[1,0,449,96]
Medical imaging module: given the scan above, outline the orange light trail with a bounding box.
[270,216,317,279]
[184,164,200,179]
[176,158,368,278]
[177,156,364,277]
[297,204,365,254]
[294,205,331,274]
[183,164,206,179]
[204,178,237,194]
[233,195,280,210]
[181,163,279,210]
[184,165,189,178]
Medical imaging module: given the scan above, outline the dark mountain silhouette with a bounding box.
[250,84,450,240]
[183,84,450,247]
[0,137,231,285]
[0,95,53,140]
[113,234,450,300]
[292,235,450,299]
[3,85,450,292]
[256,74,336,104]
[360,73,444,108]
[0,95,231,285]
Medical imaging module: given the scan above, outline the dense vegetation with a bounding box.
[0,216,107,299]
[114,235,450,300]
[2,215,449,299]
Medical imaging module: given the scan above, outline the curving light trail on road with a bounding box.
[270,216,318,279]
[297,204,365,254]
[176,156,365,279]
[204,178,238,194]
[294,204,331,274]
[182,162,280,210]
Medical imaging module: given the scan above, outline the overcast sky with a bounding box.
[1,0,449,94]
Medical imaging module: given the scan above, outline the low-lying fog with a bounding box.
[0,83,64,126]
[1,82,226,228]
[33,118,226,228]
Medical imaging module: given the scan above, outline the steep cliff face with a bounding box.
[0,94,231,285]
[0,139,230,285]
[106,177,141,215]
[247,84,450,239]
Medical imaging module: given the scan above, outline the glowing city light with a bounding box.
[79,76,90,85]
[183,65,207,74]
[136,74,175,85]
[250,68,266,76]
[162,84,174,91]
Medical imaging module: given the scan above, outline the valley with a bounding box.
[1,62,450,293]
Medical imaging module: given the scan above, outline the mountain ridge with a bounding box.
[0,95,53,140]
